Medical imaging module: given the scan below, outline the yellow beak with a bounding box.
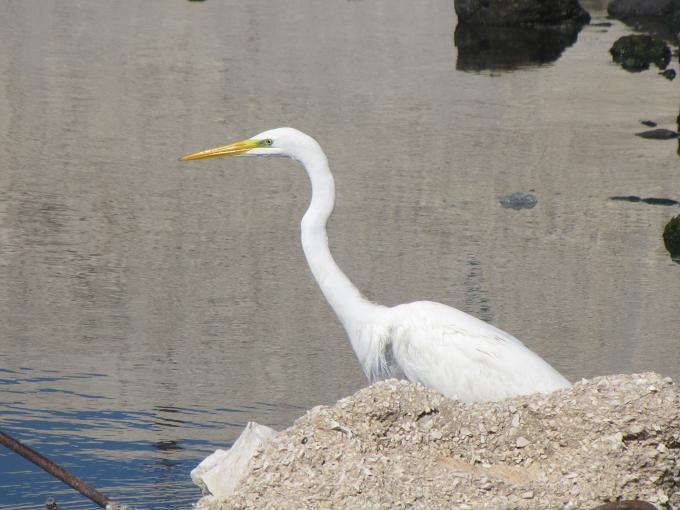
[180,139,259,161]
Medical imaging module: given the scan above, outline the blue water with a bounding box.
[1,368,303,509]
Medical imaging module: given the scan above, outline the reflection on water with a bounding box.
[0,0,679,508]
[455,23,584,72]
[2,369,192,509]
[1,367,303,508]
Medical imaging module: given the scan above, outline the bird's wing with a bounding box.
[387,301,570,402]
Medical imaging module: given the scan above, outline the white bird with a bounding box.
[181,127,571,402]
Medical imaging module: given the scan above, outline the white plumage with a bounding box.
[181,127,571,402]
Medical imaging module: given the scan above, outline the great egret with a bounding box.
[181,127,571,402]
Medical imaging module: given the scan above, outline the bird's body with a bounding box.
[354,301,570,402]
[181,127,571,402]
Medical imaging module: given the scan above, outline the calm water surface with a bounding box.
[1,0,679,508]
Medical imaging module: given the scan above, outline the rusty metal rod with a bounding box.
[0,429,110,508]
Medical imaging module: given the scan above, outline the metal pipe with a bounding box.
[0,429,110,508]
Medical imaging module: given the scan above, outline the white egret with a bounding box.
[181,127,571,402]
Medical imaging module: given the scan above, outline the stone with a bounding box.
[454,0,590,26]
[515,437,531,448]
[663,214,680,259]
[607,0,677,17]
[194,373,680,509]
[610,35,671,72]
[659,69,676,80]
[499,192,538,210]
[634,129,679,140]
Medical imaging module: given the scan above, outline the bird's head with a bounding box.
[180,127,320,162]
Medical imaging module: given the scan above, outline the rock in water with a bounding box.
[659,69,676,80]
[500,192,538,210]
[610,35,671,72]
[454,0,590,25]
[642,197,679,206]
[663,214,680,259]
[635,128,679,140]
[609,196,679,206]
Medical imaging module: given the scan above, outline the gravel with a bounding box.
[195,373,679,509]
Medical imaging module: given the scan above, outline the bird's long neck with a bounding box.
[297,149,381,334]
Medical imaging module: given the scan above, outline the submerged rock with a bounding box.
[610,195,642,203]
[454,0,590,26]
[195,373,680,510]
[642,197,680,206]
[499,192,538,210]
[659,69,676,80]
[663,214,680,259]
[635,128,680,140]
[609,195,680,206]
[610,35,671,72]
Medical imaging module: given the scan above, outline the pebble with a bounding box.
[515,437,530,448]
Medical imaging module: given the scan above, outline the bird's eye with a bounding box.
[264,138,273,146]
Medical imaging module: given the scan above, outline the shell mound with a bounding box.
[196,373,679,509]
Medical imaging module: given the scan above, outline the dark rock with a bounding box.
[607,0,680,35]
[635,128,679,140]
[454,0,590,26]
[640,120,657,127]
[610,35,671,72]
[609,195,679,206]
[591,501,658,510]
[591,22,613,27]
[454,22,583,71]
[659,69,676,80]
[608,0,676,17]
[663,214,680,259]
[643,197,680,206]
[499,192,537,210]
[609,195,642,202]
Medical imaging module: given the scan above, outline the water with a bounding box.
[0,0,678,508]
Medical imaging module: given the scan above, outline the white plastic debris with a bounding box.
[191,421,276,500]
